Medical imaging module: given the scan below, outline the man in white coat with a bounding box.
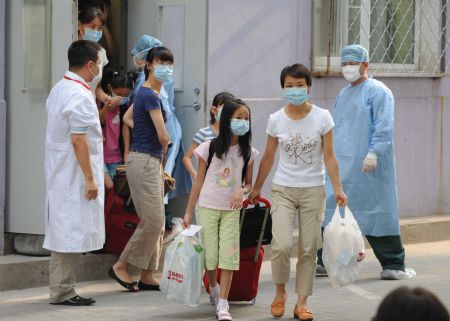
[44,40,105,306]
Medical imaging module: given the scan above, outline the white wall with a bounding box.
[207,0,450,218]
[5,0,74,235]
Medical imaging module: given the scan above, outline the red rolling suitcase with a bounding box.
[103,188,140,254]
[203,197,272,303]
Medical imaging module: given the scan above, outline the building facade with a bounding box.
[1,0,449,254]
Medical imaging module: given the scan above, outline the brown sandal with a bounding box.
[270,293,287,317]
[293,305,314,321]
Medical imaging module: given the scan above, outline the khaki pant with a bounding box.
[270,184,325,296]
[49,252,82,303]
[121,152,165,271]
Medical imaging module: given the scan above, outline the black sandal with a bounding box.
[108,267,138,292]
[137,281,160,291]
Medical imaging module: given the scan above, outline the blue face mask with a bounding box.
[112,92,130,106]
[83,28,102,43]
[216,107,222,122]
[283,87,308,106]
[153,64,173,82]
[230,119,250,136]
[120,96,129,106]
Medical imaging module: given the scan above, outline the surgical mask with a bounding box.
[133,57,145,71]
[283,87,308,106]
[89,61,102,84]
[230,119,250,136]
[83,28,102,43]
[153,64,173,82]
[342,65,361,83]
[215,107,223,122]
[120,96,129,105]
[112,92,130,106]
[133,49,149,70]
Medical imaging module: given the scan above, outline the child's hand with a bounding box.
[249,189,260,205]
[108,96,121,110]
[230,188,245,210]
[183,213,192,229]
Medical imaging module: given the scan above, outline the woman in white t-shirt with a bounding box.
[249,64,347,321]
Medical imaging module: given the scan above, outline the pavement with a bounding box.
[2,214,450,292]
[1,240,449,321]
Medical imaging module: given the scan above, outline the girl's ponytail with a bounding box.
[101,68,134,92]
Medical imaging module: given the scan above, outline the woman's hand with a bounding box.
[183,212,192,229]
[249,189,260,205]
[230,188,245,210]
[335,190,348,207]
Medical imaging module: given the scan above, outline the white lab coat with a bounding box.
[43,71,105,253]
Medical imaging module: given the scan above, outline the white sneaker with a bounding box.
[380,267,416,280]
[216,308,232,321]
[209,284,220,306]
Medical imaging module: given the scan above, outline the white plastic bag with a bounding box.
[322,206,365,289]
[163,217,184,246]
[160,233,204,307]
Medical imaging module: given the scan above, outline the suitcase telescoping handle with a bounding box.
[242,197,271,209]
[241,197,272,262]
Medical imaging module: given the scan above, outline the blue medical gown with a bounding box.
[324,78,400,236]
[130,71,192,199]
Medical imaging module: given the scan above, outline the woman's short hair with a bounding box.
[280,63,312,88]
[143,46,174,80]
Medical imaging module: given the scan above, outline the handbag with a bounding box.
[113,165,130,199]
[163,172,176,196]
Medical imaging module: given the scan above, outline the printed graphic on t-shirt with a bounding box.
[112,114,120,124]
[281,133,320,165]
[213,158,238,187]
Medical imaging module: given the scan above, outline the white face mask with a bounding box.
[342,65,361,83]
[133,49,149,71]
[89,61,103,85]
[133,56,145,71]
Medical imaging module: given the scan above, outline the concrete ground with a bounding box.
[1,240,449,321]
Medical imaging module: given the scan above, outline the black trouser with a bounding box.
[317,229,406,271]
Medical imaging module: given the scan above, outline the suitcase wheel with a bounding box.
[249,298,256,305]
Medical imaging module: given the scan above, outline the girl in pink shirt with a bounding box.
[183,98,258,321]
[100,69,135,182]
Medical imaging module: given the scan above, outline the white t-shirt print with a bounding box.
[266,105,334,187]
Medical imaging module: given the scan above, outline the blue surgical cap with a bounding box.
[341,44,369,63]
[130,35,162,57]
